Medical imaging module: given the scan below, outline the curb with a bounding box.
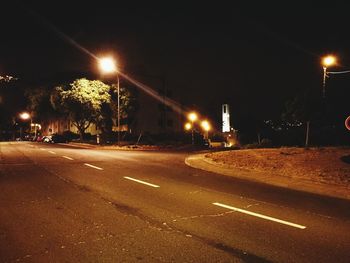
[185,154,350,201]
[58,143,98,149]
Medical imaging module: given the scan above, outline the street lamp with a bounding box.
[321,55,337,98]
[201,120,211,140]
[98,56,121,145]
[187,112,198,145]
[19,112,31,139]
[184,122,192,131]
[19,112,30,121]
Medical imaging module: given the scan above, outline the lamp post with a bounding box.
[188,112,198,145]
[321,55,336,98]
[19,112,31,139]
[98,56,120,145]
[201,120,211,140]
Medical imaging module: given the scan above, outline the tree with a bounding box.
[96,83,138,141]
[51,78,111,141]
[110,84,138,126]
[25,86,59,122]
[282,89,322,147]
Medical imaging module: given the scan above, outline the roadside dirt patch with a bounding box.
[205,147,350,187]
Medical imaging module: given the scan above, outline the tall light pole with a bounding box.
[321,55,336,98]
[188,112,198,145]
[98,56,120,145]
[201,120,211,140]
[19,112,31,139]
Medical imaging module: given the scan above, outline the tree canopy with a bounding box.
[52,78,111,139]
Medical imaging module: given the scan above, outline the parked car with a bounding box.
[42,135,52,143]
[42,134,68,143]
[51,134,68,143]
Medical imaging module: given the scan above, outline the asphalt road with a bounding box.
[0,142,349,262]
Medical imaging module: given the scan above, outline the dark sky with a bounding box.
[1,1,350,127]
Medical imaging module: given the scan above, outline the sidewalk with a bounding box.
[185,153,350,201]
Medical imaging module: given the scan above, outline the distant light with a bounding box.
[99,57,117,74]
[19,112,30,120]
[184,122,192,131]
[31,123,41,129]
[188,112,198,122]
[322,55,336,67]
[201,120,211,131]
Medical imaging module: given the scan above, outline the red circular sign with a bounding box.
[345,116,350,131]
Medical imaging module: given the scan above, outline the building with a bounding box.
[40,84,184,138]
[131,87,184,135]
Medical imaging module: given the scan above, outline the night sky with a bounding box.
[1,1,349,128]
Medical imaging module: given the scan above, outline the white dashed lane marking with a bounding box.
[84,163,103,170]
[124,176,160,188]
[213,202,306,229]
[62,156,74,160]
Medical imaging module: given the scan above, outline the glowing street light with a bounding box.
[187,112,198,145]
[188,112,198,122]
[19,112,30,120]
[98,56,121,145]
[99,57,117,74]
[19,112,31,139]
[201,120,211,139]
[321,55,337,98]
[322,55,336,67]
[184,122,192,131]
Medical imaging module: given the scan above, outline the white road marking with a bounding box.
[124,176,160,188]
[48,151,56,154]
[84,163,103,170]
[62,156,74,160]
[213,202,306,229]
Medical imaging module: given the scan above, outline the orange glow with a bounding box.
[99,56,117,73]
[322,55,337,67]
[184,122,192,130]
[201,120,211,131]
[19,112,30,120]
[188,112,198,122]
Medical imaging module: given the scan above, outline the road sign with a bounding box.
[345,116,350,131]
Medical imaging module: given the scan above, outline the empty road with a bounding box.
[0,142,349,262]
